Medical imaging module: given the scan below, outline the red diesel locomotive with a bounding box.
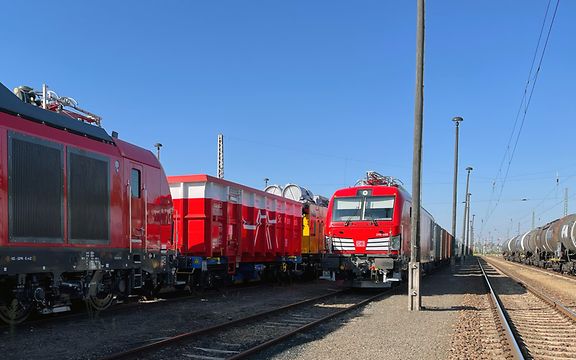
[0,83,175,324]
[322,172,453,287]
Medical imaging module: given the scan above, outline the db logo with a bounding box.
[356,241,366,247]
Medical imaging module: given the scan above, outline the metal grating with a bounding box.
[9,134,63,242]
[68,150,110,243]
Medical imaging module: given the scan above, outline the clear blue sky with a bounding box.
[2,1,575,244]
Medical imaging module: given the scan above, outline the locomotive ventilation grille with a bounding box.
[331,237,392,251]
[332,237,354,251]
[68,150,110,243]
[366,237,390,251]
[9,134,64,243]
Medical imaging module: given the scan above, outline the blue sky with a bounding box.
[2,1,575,244]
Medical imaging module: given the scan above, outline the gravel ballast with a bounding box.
[259,260,487,360]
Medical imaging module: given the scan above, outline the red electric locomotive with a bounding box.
[0,82,174,324]
[323,171,453,287]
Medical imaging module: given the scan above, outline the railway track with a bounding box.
[102,288,389,360]
[0,283,266,331]
[494,256,576,284]
[479,258,576,359]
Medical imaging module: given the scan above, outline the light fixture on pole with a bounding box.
[154,143,163,160]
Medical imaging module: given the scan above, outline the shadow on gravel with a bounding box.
[421,257,526,296]
[248,258,529,359]
[421,257,528,297]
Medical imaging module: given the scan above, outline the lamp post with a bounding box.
[154,143,163,160]
[408,0,425,312]
[465,194,472,256]
[264,178,269,188]
[461,166,473,262]
[451,116,463,269]
[470,214,475,256]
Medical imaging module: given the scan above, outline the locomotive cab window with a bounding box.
[364,196,394,220]
[131,169,141,198]
[332,197,362,221]
[332,196,395,222]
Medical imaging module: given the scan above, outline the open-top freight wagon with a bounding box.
[170,175,305,286]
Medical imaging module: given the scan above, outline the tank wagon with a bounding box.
[503,213,576,274]
[323,171,453,287]
[0,82,175,324]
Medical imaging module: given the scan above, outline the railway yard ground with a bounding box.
[2,256,576,360]
[263,259,487,360]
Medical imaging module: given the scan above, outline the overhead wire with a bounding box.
[480,0,554,231]
[479,0,561,238]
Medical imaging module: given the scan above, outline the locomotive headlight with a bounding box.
[390,235,401,250]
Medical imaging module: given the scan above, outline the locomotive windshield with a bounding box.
[332,196,394,222]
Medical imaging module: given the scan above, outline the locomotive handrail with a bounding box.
[128,182,132,254]
[144,186,148,252]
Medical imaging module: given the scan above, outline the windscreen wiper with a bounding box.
[366,214,378,226]
[344,206,361,226]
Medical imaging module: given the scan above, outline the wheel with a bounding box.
[86,272,115,311]
[0,298,32,325]
[87,291,114,311]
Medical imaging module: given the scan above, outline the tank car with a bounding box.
[502,213,576,274]
[0,82,175,324]
[322,171,453,288]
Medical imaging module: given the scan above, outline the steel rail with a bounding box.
[497,255,576,284]
[484,257,576,323]
[101,289,349,360]
[477,258,524,360]
[227,290,388,359]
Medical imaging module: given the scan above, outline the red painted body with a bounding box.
[323,182,453,287]
[325,185,411,257]
[0,83,176,323]
[168,175,303,264]
[0,112,174,254]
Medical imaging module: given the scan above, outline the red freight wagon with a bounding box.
[168,174,303,285]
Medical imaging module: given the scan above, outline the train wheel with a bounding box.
[86,272,114,311]
[0,297,32,325]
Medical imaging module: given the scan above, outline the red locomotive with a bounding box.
[0,83,175,324]
[323,171,453,287]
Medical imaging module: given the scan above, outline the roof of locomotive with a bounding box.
[0,82,112,143]
[167,174,303,205]
[329,184,438,222]
[331,184,411,200]
[115,138,162,168]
